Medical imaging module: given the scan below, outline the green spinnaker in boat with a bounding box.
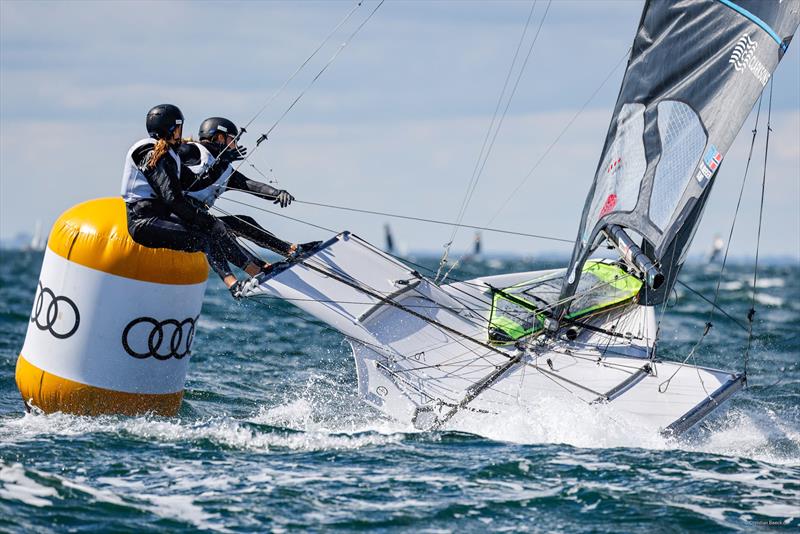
[488,260,642,343]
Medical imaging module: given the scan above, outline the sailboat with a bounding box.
[384,223,395,255]
[25,220,46,252]
[242,1,799,435]
[708,235,725,264]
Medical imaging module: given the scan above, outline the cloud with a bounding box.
[1,0,798,259]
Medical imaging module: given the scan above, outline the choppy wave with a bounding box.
[1,252,798,531]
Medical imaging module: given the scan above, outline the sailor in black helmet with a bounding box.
[178,117,319,257]
[121,105,268,298]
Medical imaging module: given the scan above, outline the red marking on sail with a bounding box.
[607,157,622,174]
[599,194,617,218]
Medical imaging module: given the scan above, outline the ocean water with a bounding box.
[0,250,798,532]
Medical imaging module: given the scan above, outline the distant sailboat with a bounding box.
[708,234,725,264]
[26,220,46,252]
[384,223,395,255]
[244,0,799,435]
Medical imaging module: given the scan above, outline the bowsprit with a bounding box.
[30,281,80,339]
[122,316,198,360]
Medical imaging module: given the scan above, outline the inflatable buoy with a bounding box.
[16,197,209,416]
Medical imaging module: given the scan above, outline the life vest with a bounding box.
[120,138,181,203]
[185,142,234,207]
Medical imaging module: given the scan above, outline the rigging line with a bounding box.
[659,93,766,393]
[217,193,635,329]
[247,261,630,425]
[432,354,523,429]
[215,196,338,233]
[393,356,503,374]
[391,352,500,373]
[223,189,574,242]
[525,361,607,399]
[226,0,385,177]
[244,286,464,380]
[373,362,444,404]
[247,293,489,313]
[460,0,552,225]
[441,0,547,279]
[299,258,519,362]
[745,79,774,380]
[218,194,502,314]
[378,349,498,399]
[218,191,501,317]
[289,197,574,242]
[332,231,499,318]
[705,94,764,331]
[521,271,640,318]
[375,360,489,407]
[297,253,504,367]
[550,343,652,365]
[255,0,385,146]
[657,321,714,396]
[214,205,495,325]
[245,294,427,376]
[243,262,574,410]
[372,344,504,396]
[441,0,553,283]
[486,45,632,226]
[551,350,647,373]
[450,0,538,238]
[240,1,364,133]
[675,280,747,332]
[308,247,630,372]
[187,2,365,193]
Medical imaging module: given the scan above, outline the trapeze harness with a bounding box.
[180,141,294,255]
[120,138,251,279]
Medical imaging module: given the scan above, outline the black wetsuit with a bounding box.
[178,142,294,255]
[124,143,251,279]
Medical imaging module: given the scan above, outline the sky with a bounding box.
[1,0,798,260]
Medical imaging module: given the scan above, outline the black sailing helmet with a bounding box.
[146,104,184,139]
[198,117,239,142]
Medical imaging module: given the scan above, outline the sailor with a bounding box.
[121,105,267,298]
[178,117,319,257]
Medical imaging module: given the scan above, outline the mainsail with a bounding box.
[558,0,800,309]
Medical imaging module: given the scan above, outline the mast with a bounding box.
[555,0,799,319]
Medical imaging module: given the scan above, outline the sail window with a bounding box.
[584,103,647,240]
[649,101,707,230]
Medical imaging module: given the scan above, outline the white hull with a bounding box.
[245,233,742,436]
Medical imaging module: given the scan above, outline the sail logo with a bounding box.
[695,145,723,187]
[598,194,617,218]
[704,146,722,173]
[729,34,770,86]
[606,157,622,175]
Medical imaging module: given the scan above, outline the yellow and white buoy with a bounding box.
[16,197,209,416]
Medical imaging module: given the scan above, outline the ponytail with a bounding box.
[146,139,170,170]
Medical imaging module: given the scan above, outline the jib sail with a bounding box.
[559,0,799,309]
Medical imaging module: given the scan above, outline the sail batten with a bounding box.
[559,0,799,309]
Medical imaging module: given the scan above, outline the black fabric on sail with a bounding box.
[557,0,799,310]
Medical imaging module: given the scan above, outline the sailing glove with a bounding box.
[219,146,247,164]
[232,145,247,159]
[273,190,294,208]
[229,279,245,300]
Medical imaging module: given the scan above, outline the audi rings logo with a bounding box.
[30,281,80,339]
[122,316,198,360]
